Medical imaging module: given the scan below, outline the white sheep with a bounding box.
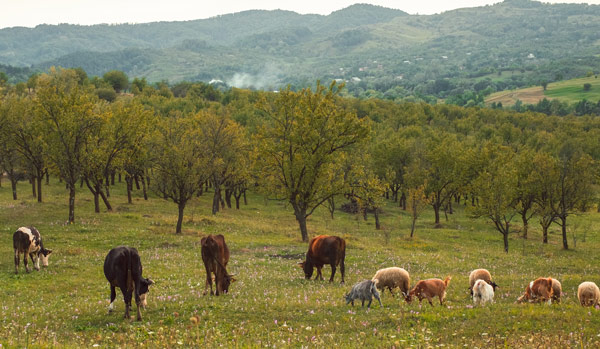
[468,269,498,296]
[371,267,410,297]
[577,281,600,307]
[472,279,494,305]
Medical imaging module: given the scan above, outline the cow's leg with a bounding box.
[339,255,345,284]
[315,266,323,281]
[203,268,214,296]
[30,252,40,271]
[14,250,19,274]
[119,284,131,319]
[134,287,143,321]
[108,286,116,313]
[329,263,336,283]
[23,252,29,273]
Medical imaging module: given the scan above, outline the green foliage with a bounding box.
[103,70,129,93]
[96,87,117,102]
[256,82,370,241]
[583,83,592,91]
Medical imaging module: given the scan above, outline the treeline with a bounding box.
[0,68,599,253]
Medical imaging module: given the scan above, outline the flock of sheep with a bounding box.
[344,267,600,309]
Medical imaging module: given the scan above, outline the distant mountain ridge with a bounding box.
[1,1,599,100]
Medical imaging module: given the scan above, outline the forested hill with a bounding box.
[1,0,600,101]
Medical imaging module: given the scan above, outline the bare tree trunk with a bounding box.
[561,216,569,250]
[68,185,76,223]
[134,175,140,190]
[374,208,381,230]
[410,217,417,238]
[243,190,247,205]
[140,175,148,200]
[176,201,185,234]
[99,187,113,211]
[126,175,133,204]
[11,178,18,200]
[212,186,221,215]
[294,208,309,242]
[36,174,43,202]
[225,188,233,208]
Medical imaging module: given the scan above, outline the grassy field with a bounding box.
[486,76,600,107]
[1,179,600,347]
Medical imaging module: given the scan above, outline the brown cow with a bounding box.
[201,234,235,296]
[298,235,345,284]
[517,277,554,304]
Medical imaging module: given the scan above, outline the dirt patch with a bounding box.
[486,86,545,106]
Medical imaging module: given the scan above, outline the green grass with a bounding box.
[1,179,600,347]
[544,76,600,103]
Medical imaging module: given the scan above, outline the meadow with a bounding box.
[486,76,600,107]
[1,179,600,347]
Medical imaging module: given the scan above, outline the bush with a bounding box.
[583,83,592,91]
[96,87,117,102]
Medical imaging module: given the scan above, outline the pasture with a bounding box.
[485,76,600,107]
[1,180,600,347]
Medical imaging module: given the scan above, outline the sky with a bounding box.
[1,0,599,29]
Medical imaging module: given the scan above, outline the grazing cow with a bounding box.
[298,235,346,284]
[13,226,52,274]
[201,234,235,296]
[104,246,153,321]
[517,277,554,304]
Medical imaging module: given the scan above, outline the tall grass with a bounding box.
[1,179,599,347]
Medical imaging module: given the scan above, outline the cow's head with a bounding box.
[39,248,53,267]
[138,278,154,308]
[298,261,313,280]
[219,274,235,293]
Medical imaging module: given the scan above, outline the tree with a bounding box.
[421,133,466,227]
[583,83,591,91]
[35,67,101,223]
[256,82,370,241]
[470,145,518,253]
[196,109,248,215]
[512,148,538,239]
[103,70,129,93]
[551,144,595,250]
[541,81,548,91]
[150,114,207,234]
[81,99,153,212]
[531,152,558,244]
[0,103,23,200]
[407,184,428,238]
[2,93,47,202]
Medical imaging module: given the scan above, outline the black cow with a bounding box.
[13,226,52,274]
[103,246,153,321]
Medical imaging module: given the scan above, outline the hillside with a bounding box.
[1,0,600,99]
[486,76,600,106]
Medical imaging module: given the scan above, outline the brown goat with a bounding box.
[517,277,554,304]
[406,276,451,306]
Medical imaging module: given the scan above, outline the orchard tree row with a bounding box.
[0,67,599,252]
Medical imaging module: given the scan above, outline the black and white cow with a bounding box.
[13,226,52,274]
[103,246,153,321]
